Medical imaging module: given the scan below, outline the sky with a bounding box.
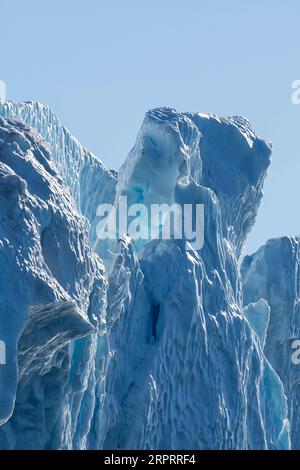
[1,0,300,255]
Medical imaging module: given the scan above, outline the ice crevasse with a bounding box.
[0,99,294,449]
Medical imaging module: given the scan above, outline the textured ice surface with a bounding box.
[0,115,107,449]
[244,299,270,349]
[0,102,292,449]
[101,108,288,449]
[242,237,300,449]
[0,100,117,247]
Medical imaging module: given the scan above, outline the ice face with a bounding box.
[244,299,270,349]
[186,112,272,256]
[0,100,117,247]
[100,108,288,449]
[242,236,300,449]
[0,115,108,449]
[0,101,291,449]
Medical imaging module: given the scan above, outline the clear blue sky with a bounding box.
[1,0,300,255]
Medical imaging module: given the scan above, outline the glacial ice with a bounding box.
[0,100,117,247]
[0,101,294,449]
[242,237,300,449]
[244,299,270,349]
[0,115,107,448]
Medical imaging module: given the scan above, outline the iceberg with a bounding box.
[0,101,292,449]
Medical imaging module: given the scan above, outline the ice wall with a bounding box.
[100,108,288,449]
[0,100,117,246]
[0,102,291,449]
[0,116,108,449]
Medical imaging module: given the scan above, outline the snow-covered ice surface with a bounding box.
[0,101,294,449]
